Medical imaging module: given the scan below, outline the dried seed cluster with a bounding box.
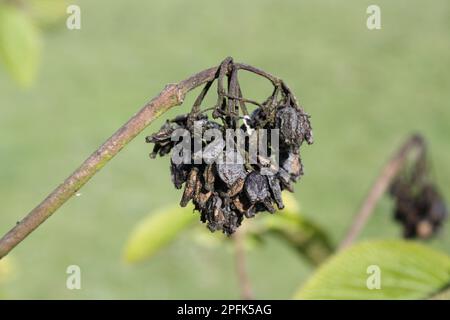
[389,152,447,239]
[146,58,313,234]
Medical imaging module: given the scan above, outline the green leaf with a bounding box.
[250,193,334,266]
[293,240,450,300]
[0,4,42,87]
[27,0,67,28]
[123,204,197,263]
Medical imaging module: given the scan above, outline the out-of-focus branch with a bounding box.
[233,228,254,300]
[339,134,426,250]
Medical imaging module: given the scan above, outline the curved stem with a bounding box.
[0,65,222,259]
[338,134,426,250]
[235,63,281,86]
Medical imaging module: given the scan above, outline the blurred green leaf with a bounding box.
[123,204,197,263]
[189,224,228,249]
[294,240,450,300]
[0,256,16,284]
[27,0,67,28]
[0,3,41,87]
[249,193,334,266]
[430,287,450,300]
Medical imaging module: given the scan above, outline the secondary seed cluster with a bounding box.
[389,150,447,239]
[146,57,313,234]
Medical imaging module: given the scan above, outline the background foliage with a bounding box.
[0,0,449,299]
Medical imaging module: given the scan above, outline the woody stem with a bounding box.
[0,65,222,259]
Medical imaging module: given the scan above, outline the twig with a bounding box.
[223,94,264,109]
[0,65,222,259]
[338,134,426,250]
[235,63,281,86]
[233,228,254,300]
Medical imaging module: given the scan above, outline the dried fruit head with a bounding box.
[389,150,447,239]
[146,57,313,235]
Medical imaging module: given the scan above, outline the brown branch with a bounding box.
[338,134,426,250]
[0,65,222,259]
[233,228,254,300]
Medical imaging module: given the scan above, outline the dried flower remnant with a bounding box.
[146,57,313,234]
[389,149,447,239]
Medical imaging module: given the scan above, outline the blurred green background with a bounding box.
[1,0,449,299]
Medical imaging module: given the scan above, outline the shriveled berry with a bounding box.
[244,172,270,204]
